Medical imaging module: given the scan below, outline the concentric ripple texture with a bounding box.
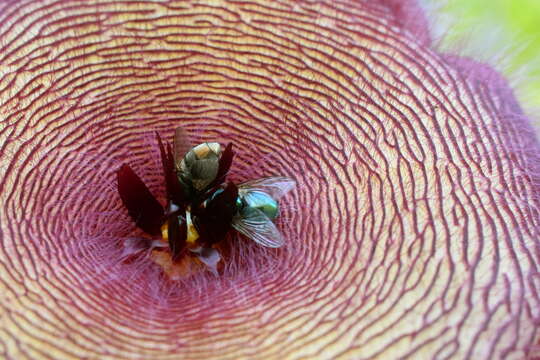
[0,0,539,359]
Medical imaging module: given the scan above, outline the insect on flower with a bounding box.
[116,127,295,276]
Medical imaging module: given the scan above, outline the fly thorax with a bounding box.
[240,190,279,219]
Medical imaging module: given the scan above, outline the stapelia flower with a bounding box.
[0,1,539,359]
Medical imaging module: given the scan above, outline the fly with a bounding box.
[232,176,296,248]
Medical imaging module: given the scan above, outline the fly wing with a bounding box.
[173,126,191,171]
[232,207,284,248]
[238,177,295,199]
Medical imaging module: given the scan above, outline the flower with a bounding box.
[1,1,539,358]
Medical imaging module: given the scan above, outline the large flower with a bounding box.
[0,1,539,359]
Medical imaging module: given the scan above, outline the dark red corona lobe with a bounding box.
[117,164,164,236]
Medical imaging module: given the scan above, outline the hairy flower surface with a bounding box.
[0,0,539,359]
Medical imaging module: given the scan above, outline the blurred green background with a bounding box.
[427,0,540,118]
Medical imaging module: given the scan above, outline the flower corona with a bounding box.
[116,127,295,277]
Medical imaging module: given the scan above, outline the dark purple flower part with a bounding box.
[156,132,186,207]
[209,142,234,189]
[194,182,239,247]
[119,130,237,268]
[167,212,187,262]
[117,164,164,236]
[0,0,539,359]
